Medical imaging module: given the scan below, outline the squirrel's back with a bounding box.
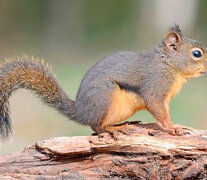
[78,51,144,91]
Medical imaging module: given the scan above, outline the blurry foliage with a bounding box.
[196,0,207,28]
[0,0,48,35]
[0,0,49,55]
[195,0,207,41]
[82,0,140,52]
[83,0,136,39]
[0,0,141,57]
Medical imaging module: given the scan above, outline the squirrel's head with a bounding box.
[162,24,207,79]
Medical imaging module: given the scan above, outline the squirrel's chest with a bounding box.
[165,75,186,103]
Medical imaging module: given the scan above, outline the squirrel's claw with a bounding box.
[174,126,191,136]
[165,126,190,136]
[99,124,136,140]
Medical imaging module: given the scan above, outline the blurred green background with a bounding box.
[1,0,207,155]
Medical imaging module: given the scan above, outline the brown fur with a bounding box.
[1,67,59,100]
[99,74,187,133]
[0,57,74,139]
[99,85,145,131]
[164,74,186,104]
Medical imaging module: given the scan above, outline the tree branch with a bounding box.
[1,123,207,179]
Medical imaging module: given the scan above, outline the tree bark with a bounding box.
[1,123,207,179]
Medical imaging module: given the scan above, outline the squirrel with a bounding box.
[0,24,207,139]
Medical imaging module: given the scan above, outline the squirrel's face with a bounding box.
[163,25,207,79]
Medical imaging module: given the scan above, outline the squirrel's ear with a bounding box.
[164,24,183,53]
[164,31,182,52]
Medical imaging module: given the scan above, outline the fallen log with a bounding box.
[1,123,207,179]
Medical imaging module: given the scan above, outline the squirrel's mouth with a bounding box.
[199,71,206,75]
[184,70,206,79]
[186,70,207,79]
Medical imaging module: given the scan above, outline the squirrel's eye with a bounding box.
[192,50,202,58]
[190,48,203,61]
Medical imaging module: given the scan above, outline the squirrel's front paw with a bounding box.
[165,128,176,136]
[161,125,186,136]
[174,126,191,136]
[166,126,190,136]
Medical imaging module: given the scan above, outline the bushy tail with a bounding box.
[0,56,75,139]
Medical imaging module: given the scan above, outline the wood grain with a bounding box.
[1,123,207,179]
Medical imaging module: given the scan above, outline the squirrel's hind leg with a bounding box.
[99,125,135,140]
[93,85,145,137]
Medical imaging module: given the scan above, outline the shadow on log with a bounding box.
[1,123,207,179]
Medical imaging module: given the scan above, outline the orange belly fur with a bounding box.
[100,85,145,129]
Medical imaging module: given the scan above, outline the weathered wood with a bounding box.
[1,123,207,179]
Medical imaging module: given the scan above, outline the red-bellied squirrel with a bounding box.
[0,24,207,139]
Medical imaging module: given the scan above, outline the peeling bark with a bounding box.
[1,123,207,179]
